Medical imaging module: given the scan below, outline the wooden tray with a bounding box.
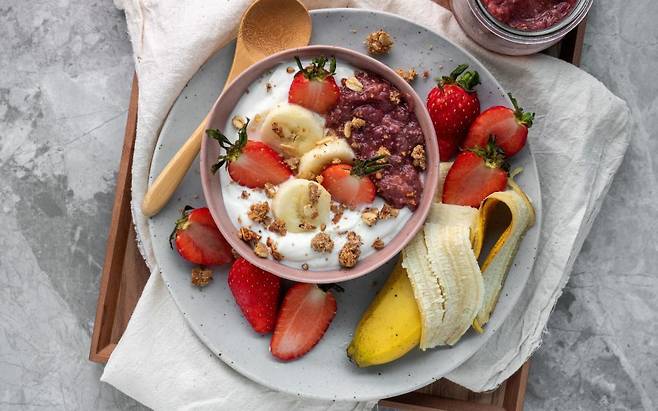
[90,7,587,410]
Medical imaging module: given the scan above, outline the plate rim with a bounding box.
[147,7,543,402]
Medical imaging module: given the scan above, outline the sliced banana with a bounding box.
[403,202,483,349]
[297,138,355,179]
[271,179,331,233]
[260,103,325,158]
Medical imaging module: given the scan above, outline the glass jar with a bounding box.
[450,0,592,56]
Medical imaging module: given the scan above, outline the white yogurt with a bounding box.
[217,59,413,271]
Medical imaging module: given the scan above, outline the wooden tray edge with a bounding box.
[89,74,140,363]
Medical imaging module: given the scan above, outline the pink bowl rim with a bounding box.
[200,45,438,283]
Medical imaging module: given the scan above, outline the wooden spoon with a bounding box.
[141,0,311,217]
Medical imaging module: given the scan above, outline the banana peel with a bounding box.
[347,163,535,367]
[347,259,421,367]
[472,171,535,330]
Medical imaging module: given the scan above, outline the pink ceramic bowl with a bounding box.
[200,45,438,283]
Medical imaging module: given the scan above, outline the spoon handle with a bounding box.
[140,52,248,217]
[140,113,208,217]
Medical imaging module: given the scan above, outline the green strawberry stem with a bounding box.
[294,55,337,80]
[169,205,194,248]
[468,136,510,172]
[457,70,480,92]
[438,63,480,92]
[351,155,389,177]
[508,92,535,128]
[207,119,250,174]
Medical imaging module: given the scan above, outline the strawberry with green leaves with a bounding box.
[427,64,481,161]
[288,56,340,114]
[170,206,233,266]
[463,93,535,157]
[208,120,292,188]
[442,138,509,208]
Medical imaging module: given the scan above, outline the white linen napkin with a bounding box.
[102,0,631,408]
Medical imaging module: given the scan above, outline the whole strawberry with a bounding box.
[427,64,481,161]
[208,120,292,188]
[288,56,340,114]
[228,258,281,334]
[170,206,233,266]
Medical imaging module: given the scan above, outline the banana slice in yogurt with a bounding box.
[260,103,325,158]
[272,179,331,233]
[297,138,355,179]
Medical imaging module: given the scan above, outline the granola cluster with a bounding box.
[411,144,426,170]
[311,232,334,253]
[248,202,270,224]
[191,267,213,288]
[365,29,394,55]
[339,231,362,268]
[395,68,417,83]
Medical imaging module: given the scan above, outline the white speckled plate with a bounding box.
[146,9,542,402]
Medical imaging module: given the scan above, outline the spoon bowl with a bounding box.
[140,0,312,217]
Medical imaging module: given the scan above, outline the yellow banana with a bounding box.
[347,259,421,367]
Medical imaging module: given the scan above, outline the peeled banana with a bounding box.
[404,203,483,348]
[259,103,325,158]
[347,259,421,367]
[348,162,535,366]
[297,138,355,179]
[271,179,331,233]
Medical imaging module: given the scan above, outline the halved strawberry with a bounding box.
[170,206,233,266]
[320,156,387,208]
[462,93,535,157]
[427,64,481,161]
[228,258,281,334]
[288,56,340,114]
[270,283,337,361]
[208,120,292,188]
[442,139,509,208]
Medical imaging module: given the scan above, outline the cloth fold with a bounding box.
[102,0,631,409]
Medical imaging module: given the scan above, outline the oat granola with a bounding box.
[267,218,287,236]
[345,76,364,92]
[389,89,401,104]
[411,144,427,170]
[338,231,362,268]
[365,29,394,55]
[372,238,385,250]
[361,207,379,226]
[248,202,270,224]
[253,241,269,258]
[311,232,334,253]
[191,267,213,287]
[238,227,261,243]
[378,203,399,220]
[331,203,346,224]
[266,238,284,261]
[395,68,417,82]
